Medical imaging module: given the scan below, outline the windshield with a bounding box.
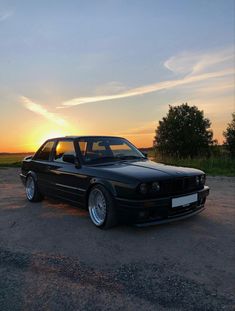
[77,137,145,164]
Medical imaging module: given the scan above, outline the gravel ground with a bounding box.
[0,168,234,310]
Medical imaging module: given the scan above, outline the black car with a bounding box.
[20,136,209,228]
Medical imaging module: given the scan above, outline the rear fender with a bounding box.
[24,155,33,161]
[26,170,38,181]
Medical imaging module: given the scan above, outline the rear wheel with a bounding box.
[88,185,117,229]
[25,174,43,202]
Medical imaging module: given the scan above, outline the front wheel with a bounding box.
[88,185,117,229]
[25,174,43,202]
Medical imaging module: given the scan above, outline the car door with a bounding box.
[31,140,56,196]
[48,139,86,205]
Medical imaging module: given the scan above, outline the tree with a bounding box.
[154,103,213,158]
[223,113,235,157]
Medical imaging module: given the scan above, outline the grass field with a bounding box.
[155,156,235,176]
[0,154,31,167]
[148,150,235,176]
[0,152,234,176]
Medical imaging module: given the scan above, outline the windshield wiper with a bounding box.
[86,155,145,164]
[85,156,117,164]
[115,155,144,160]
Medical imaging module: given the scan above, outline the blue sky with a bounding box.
[0,0,234,151]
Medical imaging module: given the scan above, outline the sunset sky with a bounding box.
[0,0,234,152]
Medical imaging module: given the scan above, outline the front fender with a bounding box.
[89,178,117,196]
[88,178,138,200]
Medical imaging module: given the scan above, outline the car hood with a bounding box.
[91,160,203,182]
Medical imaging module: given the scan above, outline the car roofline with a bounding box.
[45,135,126,141]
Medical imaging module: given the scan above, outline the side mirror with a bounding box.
[62,154,76,164]
[63,154,81,168]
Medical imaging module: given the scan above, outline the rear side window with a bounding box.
[35,141,54,161]
[54,141,76,162]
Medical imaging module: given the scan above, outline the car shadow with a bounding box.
[36,197,210,234]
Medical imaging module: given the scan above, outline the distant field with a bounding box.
[0,154,32,167]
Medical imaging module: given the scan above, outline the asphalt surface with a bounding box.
[0,168,234,310]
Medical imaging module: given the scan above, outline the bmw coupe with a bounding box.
[20,136,209,228]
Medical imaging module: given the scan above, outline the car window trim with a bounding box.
[75,139,88,165]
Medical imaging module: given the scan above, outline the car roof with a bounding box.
[46,135,125,141]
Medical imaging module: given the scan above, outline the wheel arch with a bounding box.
[26,170,38,181]
[85,178,116,209]
[25,170,44,202]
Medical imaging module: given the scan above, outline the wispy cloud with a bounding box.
[0,10,13,22]
[164,47,234,76]
[61,47,234,108]
[21,96,68,126]
[95,81,128,95]
[61,69,234,107]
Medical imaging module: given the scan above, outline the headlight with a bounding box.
[200,174,206,185]
[152,182,160,192]
[139,183,148,194]
[195,176,200,186]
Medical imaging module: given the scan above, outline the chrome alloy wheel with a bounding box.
[26,176,35,200]
[88,188,107,226]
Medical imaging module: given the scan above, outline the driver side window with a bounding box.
[54,141,76,162]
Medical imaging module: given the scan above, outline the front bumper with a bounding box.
[115,186,209,226]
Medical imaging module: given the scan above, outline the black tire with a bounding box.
[88,184,117,229]
[25,174,44,202]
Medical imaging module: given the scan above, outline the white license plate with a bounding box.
[172,193,198,208]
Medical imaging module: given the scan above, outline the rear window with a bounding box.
[35,141,54,161]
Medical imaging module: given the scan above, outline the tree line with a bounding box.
[154,103,235,158]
